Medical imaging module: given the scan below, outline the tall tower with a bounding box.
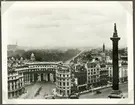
[110,23,120,90]
[103,43,105,53]
[102,43,106,62]
[109,23,123,98]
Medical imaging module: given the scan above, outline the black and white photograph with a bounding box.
[1,1,134,104]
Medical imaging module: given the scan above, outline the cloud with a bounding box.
[3,1,130,48]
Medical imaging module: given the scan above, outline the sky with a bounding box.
[2,1,132,49]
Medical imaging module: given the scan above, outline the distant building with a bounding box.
[85,61,100,88]
[120,56,128,63]
[106,56,112,63]
[100,63,108,86]
[119,62,128,83]
[74,64,87,92]
[100,43,106,62]
[107,61,128,83]
[7,44,18,52]
[106,63,113,82]
[69,73,79,99]
[30,53,35,61]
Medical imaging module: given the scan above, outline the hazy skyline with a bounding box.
[2,1,132,48]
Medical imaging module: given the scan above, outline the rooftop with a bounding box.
[25,61,62,65]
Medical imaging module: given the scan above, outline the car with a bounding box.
[95,90,102,94]
[108,95,123,98]
[108,91,124,98]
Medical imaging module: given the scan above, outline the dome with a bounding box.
[31,53,35,57]
[20,57,23,60]
[30,53,35,61]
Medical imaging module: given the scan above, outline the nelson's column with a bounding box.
[109,23,123,98]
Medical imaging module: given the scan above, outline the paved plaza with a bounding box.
[79,83,128,99]
[19,82,128,99]
[19,82,55,99]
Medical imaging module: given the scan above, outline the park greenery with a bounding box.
[8,49,81,62]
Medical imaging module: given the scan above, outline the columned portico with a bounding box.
[43,73,45,81]
[29,73,31,84]
[38,73,41,81]
[32,74,34,82]
[46,73,48,81]
[41,73,43,81]
[50,73,54,82]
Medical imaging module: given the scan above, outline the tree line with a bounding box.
[8,49,81,62]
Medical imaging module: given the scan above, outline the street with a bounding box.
[79,83,128,99]
[19,82,55,99]
[19,82,128,99]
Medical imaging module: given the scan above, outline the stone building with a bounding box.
[100,63,108,86]
[74,64,87,92]
[55,64,71,97]
[119,62,128,83]
[85,61,100,88]
[8,69,25,99]
[107,61,128,83]
[16,62,58,85]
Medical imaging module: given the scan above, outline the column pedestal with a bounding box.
[108,90,123,98]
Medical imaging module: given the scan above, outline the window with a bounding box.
[67,82,69,86]
[8,86,10,91]
[63,82,65,86]
[67,90,69,94]
[91,69,93,72]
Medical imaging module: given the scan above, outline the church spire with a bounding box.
[103,43,105,52]
[113,23,118,37]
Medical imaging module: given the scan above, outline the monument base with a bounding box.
[108,90,124,98]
